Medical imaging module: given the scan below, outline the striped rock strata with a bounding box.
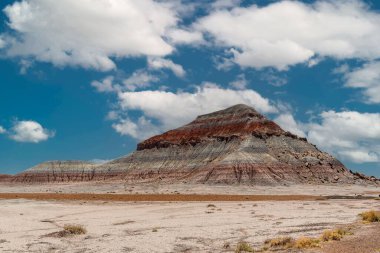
[12,161,99,183]
[11,104,378,185]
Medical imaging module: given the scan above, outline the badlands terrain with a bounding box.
[0,105,379,252]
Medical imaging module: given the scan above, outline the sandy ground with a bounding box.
[0,182,379,196]
[0,198,379,253]
[0,193,325,202]
[0,183,379,252]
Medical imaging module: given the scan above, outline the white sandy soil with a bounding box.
[0,198,379,253]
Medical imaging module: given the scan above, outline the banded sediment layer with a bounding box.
[9,104,379,185]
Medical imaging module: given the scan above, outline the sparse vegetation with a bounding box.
[152,228,158,232]
[294,237,320,249]
[321,228,350,241]
[63,224,87,235]
[264,236,294,248]
[44,224,87,238]
[207,204,216,208]
[235,242,254,253]
[360,210,380,223]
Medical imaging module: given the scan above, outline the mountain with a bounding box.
[10,104,378,185]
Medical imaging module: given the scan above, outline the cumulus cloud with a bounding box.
[274,114,306,137]
[91,76,116,93]
[114,85,277,138]
[342,61,380,104]
[112,117,159,140]
[9,120,54,143]
[148,57,186,77]
[166,29,204,45]
[279,111,380,164]
[91,70,160,93]
[307,111,380,163]
[196,0,380,70]
[229,74,247,90]
[0,126,6,134]
[123,70,159,91]
[2,0,179,71]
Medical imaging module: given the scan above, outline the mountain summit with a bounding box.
[12,104,377,185]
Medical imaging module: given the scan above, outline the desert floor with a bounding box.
[0,183,379,253]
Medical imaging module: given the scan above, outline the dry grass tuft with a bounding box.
[63,224,87,235]
[360,210,380,223]
[235,242,254,253]
[264,236,294,249]
[321,228,350,241]
[294,237,320,249]
[207,204,216,208]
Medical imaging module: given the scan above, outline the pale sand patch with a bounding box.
[0,182,379,197]
[0,199,379,252]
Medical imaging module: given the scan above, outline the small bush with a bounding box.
[207,204,216,208]
[63,224,87,235]
[360,210,380,223]
[264,236,294,249]
[235,242,254,253]
[294,237,320,249]
[321,228,349,241]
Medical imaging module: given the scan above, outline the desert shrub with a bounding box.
[264,236,294,248]
[294,237,320,249]
[235,242,254,253]
[321,228,349,241]
[207,204,216,208]
[360,210,380,223]
[63,224,87,235]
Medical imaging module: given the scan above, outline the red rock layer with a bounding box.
[137,104,292,150]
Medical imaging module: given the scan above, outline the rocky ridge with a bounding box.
[7,104,379,185]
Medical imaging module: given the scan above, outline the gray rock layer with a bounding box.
[11,104,379,185]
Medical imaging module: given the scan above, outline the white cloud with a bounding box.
[9,120,54,143]
[260,70,288,87]
[166,29,204,45]
[92,70,159,93]
[196,0,380,70]
[123,70,159,91]
[343,61,380,104]
[275,110,380,164]
[229,74,247,89]
[307,111,380,163]
[274,113,306,137]
[115,86,277,137]
[91,76,117,93]
[0,126,6,134]
[3,0,179,71]
[0,36,6,49]
[148,57,186,77]
[112,117,159,140]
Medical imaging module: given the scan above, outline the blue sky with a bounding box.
[0,0,380,177]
